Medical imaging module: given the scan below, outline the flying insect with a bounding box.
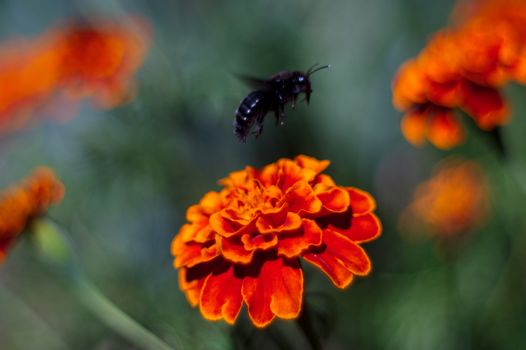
[233,64,330,142]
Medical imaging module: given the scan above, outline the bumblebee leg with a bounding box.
[278,106,285,126]
[291,95,297,110]
[253,115,265,138]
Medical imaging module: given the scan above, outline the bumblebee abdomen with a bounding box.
[234,91,268,141]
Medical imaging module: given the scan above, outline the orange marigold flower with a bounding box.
[0,16,150,135]
[171,155,381,328]
[400,159,489,238]
[392,0,526,149]
[0,167,64,261]
[401,106,465,149]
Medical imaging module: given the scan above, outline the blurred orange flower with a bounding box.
[0,167,64,261]
[400,159,489,238]
[392,0,526,149]
[171,155,381,327]
[0,16,150,135]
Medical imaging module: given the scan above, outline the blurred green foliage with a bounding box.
[2,0,526,349]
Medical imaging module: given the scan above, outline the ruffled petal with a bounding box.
[461,82,508,130]
[209,211,254,238]
[179,269,203,307]
[242,257,303,328]
[401,109,428,147]
[303,230,371,288]
[199,191,224,214]
[277,159,306,190]
[427,79,461,107]
[295,155,330,174]
[278,219,323,258]
[219,167,256,188]
[174,242,218,268]
[317,187,350,213]
[312,174,336,193]
[218,236,254,264]
[179,263,213,307]
[200,264,243,324]
[241,233,278,251]
[179,222,214,243]
[285,181,322,215]
[303,252,354,289]
[392,60,428,110]
[427,109,465,150]
[331,213,382,243]
[256,212,302,234]
[186,204,206,223]
[347,187,376,215]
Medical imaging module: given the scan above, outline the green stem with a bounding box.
[70,274,174,350]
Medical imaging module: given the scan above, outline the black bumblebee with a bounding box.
[233,64,330,142]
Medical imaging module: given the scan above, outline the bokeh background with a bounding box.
[1,0,526,349]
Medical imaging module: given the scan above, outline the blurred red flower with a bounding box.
[392,0,526,149]
[0,167,64,261]
[400,159,489,238]
[0,16,150,135]
[171,155,381,327]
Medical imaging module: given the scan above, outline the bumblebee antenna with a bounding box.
[307,64,330,76]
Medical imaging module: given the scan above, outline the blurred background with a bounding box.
[1,0,526,349]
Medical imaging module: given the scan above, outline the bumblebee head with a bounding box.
[291,72,312,101]
[294,64,330,103]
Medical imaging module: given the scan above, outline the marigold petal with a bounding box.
[179,266,208,307]
[174,242,218,268]
[331,213,382,243]
[347,187,376,215]
[312,174,336,193]
[199,191,224,214]
[285,181,322,215]
[209,211,252,238]
[401,109,428,147]
[303,251,354,289]
[242,257,303,328]
[241,232,278,251]
[218,236,254,264]
[186,205,206,223]
[392,60,428,110]
[317,187,350,213]
[277,159,306,190]
[325,230,371,275]
[427,79,461,107]
[278,219,323,258]
[219,167,260,188]
[294,155,330,174]
[461,82,508,129]
[259,163,279,187]
[427,110,465,150]
[178,222,214,243]
[256,212,302,234]
[200,264,243,324]
[0,167,64,262]
[304,230,371,288]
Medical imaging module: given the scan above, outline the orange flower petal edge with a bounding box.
[0,16,151,135]
[400,158,489,238]
[171,155,382,327]
[392,0,526,149]
[0,167,64,262]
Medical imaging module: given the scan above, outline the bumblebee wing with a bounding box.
[235,74,269,89]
